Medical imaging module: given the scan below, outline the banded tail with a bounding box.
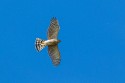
[35,38,46,52]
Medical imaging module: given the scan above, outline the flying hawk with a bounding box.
[35,17,61,66]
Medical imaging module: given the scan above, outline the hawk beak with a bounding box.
[59,40,61,42]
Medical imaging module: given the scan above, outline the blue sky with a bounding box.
[0,0,125,83]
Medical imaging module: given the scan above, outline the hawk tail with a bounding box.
[35,38,46,52]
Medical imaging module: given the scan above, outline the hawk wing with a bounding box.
[48,45,61,66]
[47,17,60,39]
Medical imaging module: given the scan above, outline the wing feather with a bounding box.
[47,17,60,39]
[48,45,60,66]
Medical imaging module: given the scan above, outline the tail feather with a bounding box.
[35,38,46,52]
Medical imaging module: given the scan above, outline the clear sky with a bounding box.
[0,0,125,83]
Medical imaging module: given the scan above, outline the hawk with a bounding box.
[35,17,61,66]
